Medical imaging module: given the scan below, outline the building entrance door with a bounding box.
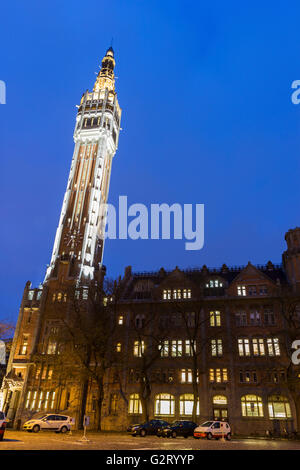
[213,408,228,421]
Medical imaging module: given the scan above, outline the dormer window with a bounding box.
[237,285,246,296]
[206,280,223,288]
[162,289,191,300]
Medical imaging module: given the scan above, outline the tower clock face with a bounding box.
[63,228,83,250]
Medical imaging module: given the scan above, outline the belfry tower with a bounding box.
[45,47,121,283]
[0,48,121,426]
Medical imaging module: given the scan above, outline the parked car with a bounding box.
[0,412,6,441]
[158,420,198,438]
[131,419,170,437]
[23,414,74,433]
[127,423,140,433]
[193,421,231,440]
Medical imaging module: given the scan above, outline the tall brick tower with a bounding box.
[1,47,121,426]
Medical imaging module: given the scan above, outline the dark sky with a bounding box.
[1,1,300,323]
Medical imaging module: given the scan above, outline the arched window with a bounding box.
[213,395,228,405]
[155,393,175,416]
[135,314,145,329]
[241,395,263,417]
[128,394,142,415]
[268,396,292,419]
[179,394,200,416]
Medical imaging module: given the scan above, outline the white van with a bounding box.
[194,421,231,440]
[23,414,73,433]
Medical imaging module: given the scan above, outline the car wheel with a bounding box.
[60,426,68,434]
[140,429,146,437]
[32,425,40,433]
[226,433,231,441]
[184,434,188,439]
[0,434,3,441]
[207,432,213,440]
[171,431,177,438]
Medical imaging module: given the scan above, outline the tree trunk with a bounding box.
[293,394,300,432]
[78,379,89,430]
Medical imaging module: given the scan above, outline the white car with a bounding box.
[194,421,231,440]
[23,414,73,433]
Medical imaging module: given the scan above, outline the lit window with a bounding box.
[160,340,169,357]
[133,340,145,357]
[267,338,280,356]
[82,289,88,300]
[57,292,62,302]
[252,338,265,356]
[63,293,67,302]
[173,289,181,299]
[50,392,55,409]
[28,290,34,300]
[179,394,200,416]
[163,289,171,300]
[210,311,221,327]
[52,293,56,302]
[213,395,228,405]
[183,289,191,299]
[31,391,37,410]
[268,396,291,419]
[37,391,43,410]
[237,286,246,296]
[206,280,223,288]
[181,369,193,383]
[155,393,175,416]
[209,368,228,383]
[118,315,124,325]
[25,391,31,408]
[185,340,195,356]
[211,339,223,357]
[19,334,29,355]
[44,391,50,410]
[238,338,250,356]
[171,340,182,357]
[128,394,142,414]
[116,342,122,353]
[47,339,57,355]
[241,395,263,417]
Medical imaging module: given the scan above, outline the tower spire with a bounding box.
[93,47,116,93]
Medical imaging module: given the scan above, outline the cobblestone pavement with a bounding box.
[1,430,300,450]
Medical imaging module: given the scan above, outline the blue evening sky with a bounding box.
[1,0,300,322]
